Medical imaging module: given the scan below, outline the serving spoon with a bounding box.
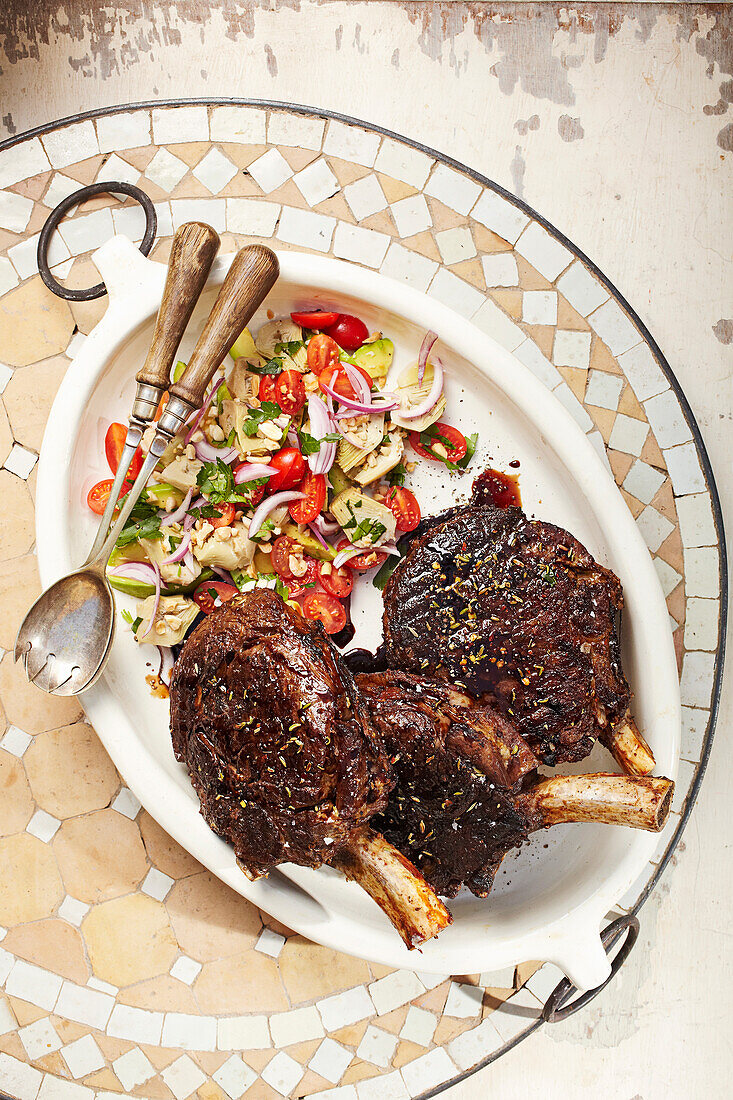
[15,243,279,696]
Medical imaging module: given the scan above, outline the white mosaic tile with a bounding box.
[293,157,340,206]
[589,298,641,356]
[482,252,518,287]
[684,597,719,651]
[168,955,202,986]
[515,220,573,281]
[0,257,19,295]
[42,121,99,168]
[1,724,32,756]
[267,111,325,151]
[277,206,335,252]
[680,651,715,709]
[161,1053,207,1100]
[644,389,693,449]
[210,105,267,145]
[152,106,209,144]
[38,1078,94,1100]
[171,198,226,234]
[43,172,83,209]
[449,1016,505,1071]
[375,138,433,189]
[51,257,74,279]
[8,231,70,279]
[523,289,557,325]
[0,189,33,233]
[106,1003,163,1045]
[0,137,51,188]
[0,947,12,985]
[513,336,562,386]
[333,221,390,269]
[617,342,668,401]
[113,1046,155,1091]
[141,866,174,901]
[61,1034,105,1078]
[357,1025,398,1068]
[622,459,665,504]
[400,1047,456,1094]
[56,980,114,1029]
[400,1005,437,1047]
[217,1014,271,1051]
[680,704,709,761]
[262,1050,305,1096]
[111,786,141,819]
[0,997,17,1035]
[489,986,542,1043]
[357,1070,409,1100]
[145,147,188,191]
[343,173,388,221]
[444,981,484,1018]
[379,241,438,291]
[664,441,705,495]
[192,148,238,194]
[556,260,609,316]
[162,1011,217,1052]
[390,193,432,237]
[318,986,374,1031]
[608,413,648,456]
[653,556,682,598]
[226,197,281,237]
[676,492,717,548]
[636,505,674,552]
[427,267,484,318]
[585,369,624,410]
[213,1054,257,1100]
[19,1017,62,1060]
[369,970,425,1016]
[553,381,594,432]
[95,152,141,186]
[435,225,476,265]
[86,976,117,996]
[27,808,61,842]
[254,927,285,959]
[471,188,529,244]
[57,207,115,255]
[553,328,591,369]
[323,121,380,167]
[426,162,481,215]
[96,109,151,154]
[684,545,719,598]
[309,1038,353,1084]
[307,1087,356,1100]
[671,758,696,816]
[6,959,63,1011]
[270,1005,324,1046]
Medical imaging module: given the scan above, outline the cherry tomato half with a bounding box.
[87,479,117,516]
[287,557,320,599]
[318,363,373,403]
[307,333,340,376]
[410,422,467,464]
[193,581,239,615]
[209,502,236,529]
[383,486,421,533]
[258,374,278,403]
[289,471,327,525]
[323,313,369,352]
[302,591,347,634]
[267,446,306,493]
[318,560,353,598]
[271,535,304,581]
[291,310,339,329]
[105,422,143,480]
[274,370,306,415]
[335,538,389,572]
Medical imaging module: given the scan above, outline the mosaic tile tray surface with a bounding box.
[0,103,725,1100]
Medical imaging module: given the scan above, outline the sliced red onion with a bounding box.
[418,329,438,383]
[183,548,196,574]
[397,356,444,420]
[160,487,193,527]
[160,530,192,565]
[341,361,371,403]
[319,380,400,414]
[212,566,235,585]
[194,439,239,463]
[335,419,364,449]
[184,373,223,445]
[313,513,340,536]
[307,522,332,552]
[306,394,339,476]
[333,545,366,568]
[108,560,162,638]
[248,490,306,538]
[183,512,195,533]
[234,462,277,484]
[158,646,175,688]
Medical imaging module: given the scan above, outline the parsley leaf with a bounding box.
[373,551,403,590]
[115,499,163,548]
[387,461,407,487]
[417,425,479,474]
[250,517,277,543]
[342,502,386,544]
[241,401,281,437]
[274,340,304,358]
[298,429,341,456]
[248,357,283,376]
[197,459,267,506]
[453,431,478,471]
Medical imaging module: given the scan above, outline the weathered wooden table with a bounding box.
[0,4,730,1099]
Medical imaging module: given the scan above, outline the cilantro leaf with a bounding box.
[453,432,478,471]
[248,357,283,376]
[250,517,277,543]
[115,498,163,548]
[298,429,341,456]
[274,340,304,358]
[373,551,403,590]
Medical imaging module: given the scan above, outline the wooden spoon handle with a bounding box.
[169,245,279,409]
[135,222,221,390]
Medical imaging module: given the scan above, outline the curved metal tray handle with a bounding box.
[542,914,640,1023]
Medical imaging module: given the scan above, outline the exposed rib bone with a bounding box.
[516,773,673,833]
[332,828,453,949]
[601,711,656,776]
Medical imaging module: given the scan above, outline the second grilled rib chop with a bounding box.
[170,588,451,947]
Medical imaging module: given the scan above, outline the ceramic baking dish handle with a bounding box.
[551,924,614,993]
[543,914,639,1021]
[91,233,167,303]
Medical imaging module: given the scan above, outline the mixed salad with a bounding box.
[87,308,478,659]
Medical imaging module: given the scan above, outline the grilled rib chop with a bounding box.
[381,483,633,767]
[170,588,451,947]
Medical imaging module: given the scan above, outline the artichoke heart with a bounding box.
[228,361,261,405]
[389,361,446,432]
[330,487,397,547]
[353,429,404,486]
[337,414,385,473]
[256,318,308,371]
[134,594,199,647]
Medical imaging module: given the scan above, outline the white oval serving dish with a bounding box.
[35,236,680,991]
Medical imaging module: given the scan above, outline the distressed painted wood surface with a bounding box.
[0,4,730,1099]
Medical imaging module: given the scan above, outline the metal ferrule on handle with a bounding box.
[131,380,165,425]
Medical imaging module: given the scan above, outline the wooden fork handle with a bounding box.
[135,222,221,391]
[168,245,279,410]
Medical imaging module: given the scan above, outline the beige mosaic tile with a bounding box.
[54,809,148,903]
[0,833,64,924]
[279,938,371,1002]
[0,278,75,366]
[3,919,89,984]
[0,750,34,836]
[84,893,178,986]
[0,650,83,733]
[24,722,119,819]
[167,872,262,962]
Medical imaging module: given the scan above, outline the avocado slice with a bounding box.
[283,522,336,562]
[345,338,394,381]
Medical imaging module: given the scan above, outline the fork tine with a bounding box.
[25,645,51,683]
